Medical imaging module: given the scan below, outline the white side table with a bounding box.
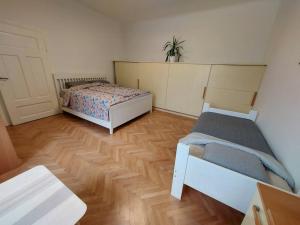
[0,166,87,225]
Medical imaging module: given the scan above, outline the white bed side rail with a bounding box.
[202,102,258,121]
[171,142,259,213]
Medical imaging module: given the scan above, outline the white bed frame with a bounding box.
[53,73,152,134]
[171,103,259,213]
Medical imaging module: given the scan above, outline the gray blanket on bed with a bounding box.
[180,132,295,190]
[203,143,270,183]
[192,112,275,157]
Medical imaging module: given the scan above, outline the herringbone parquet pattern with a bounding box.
[1,110,244,225]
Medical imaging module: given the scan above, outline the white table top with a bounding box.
[0,166,87,225]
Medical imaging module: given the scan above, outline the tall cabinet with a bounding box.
[0,117,21,174]
[114,61,265,117]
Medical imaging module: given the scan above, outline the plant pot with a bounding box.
[169,56,176,63]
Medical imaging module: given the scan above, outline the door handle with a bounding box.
[252,205,262,225]
[251,91,258,107]
[202,86,207,99]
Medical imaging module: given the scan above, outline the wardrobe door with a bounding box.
[205,65,265,113]
[115,62,139,89]
[166,64,211,116]
[138,63,169,108]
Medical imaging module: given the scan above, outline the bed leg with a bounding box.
[171,143,190,199]
[109,128,113,135]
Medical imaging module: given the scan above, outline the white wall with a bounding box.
[255,0,300,192]
[0,0,124,82]
[122,0,280,64]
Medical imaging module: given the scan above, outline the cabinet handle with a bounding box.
[251,91,258,107]
[252,205,262,225]
[202,86,207,99]
[137,79,140,89]
[267,209,276,225]
[0,77,9,80]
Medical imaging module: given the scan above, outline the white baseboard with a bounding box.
[154,107,198,119]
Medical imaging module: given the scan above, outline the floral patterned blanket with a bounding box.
[62,82,148,121]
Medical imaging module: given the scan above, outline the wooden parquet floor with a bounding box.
[0,110,244,225]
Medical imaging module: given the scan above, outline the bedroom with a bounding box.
[0,0,299,224]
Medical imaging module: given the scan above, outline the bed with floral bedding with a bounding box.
[63,82,149,121]
[54,74,152,134]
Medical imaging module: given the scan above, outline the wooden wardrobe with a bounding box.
[0,117,21,174]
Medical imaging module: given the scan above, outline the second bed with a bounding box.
[171,103,294,213]
[54,74,152,134]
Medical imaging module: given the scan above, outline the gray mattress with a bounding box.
[192,112,275,157]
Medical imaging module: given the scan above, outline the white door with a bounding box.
[0,21,58,125]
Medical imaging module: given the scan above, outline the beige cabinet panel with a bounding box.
[166,64,211,116]
[138,63,169,108]
[205,88,255,113]
[205,65,265,113]
[115,62,139,89]
[208,65,265,91]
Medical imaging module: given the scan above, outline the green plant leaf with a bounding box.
[163,36,185,60]
[165,55,169,62]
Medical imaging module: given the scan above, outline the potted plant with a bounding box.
[163,36,185,62]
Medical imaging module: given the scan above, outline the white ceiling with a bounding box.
[76,0,257,23]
